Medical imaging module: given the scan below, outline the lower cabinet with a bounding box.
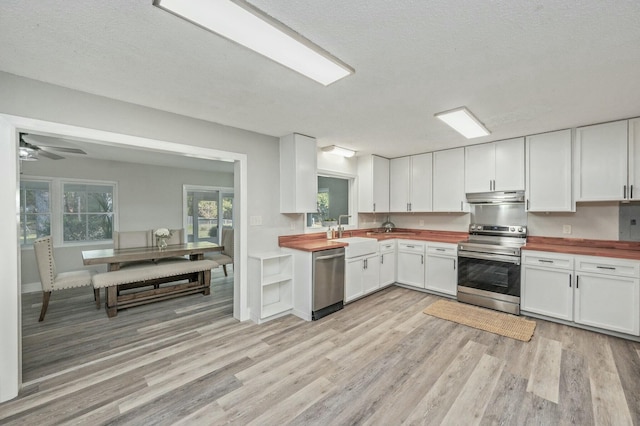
[379,241,397,287]
[345,253,380,303]
[249,252,293,324]
[425,243,457,296]
[397,240,425,288]
[522,251,640,337]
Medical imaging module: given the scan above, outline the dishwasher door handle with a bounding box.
[315,253,346,261]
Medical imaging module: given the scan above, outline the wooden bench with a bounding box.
[93,259,218,317]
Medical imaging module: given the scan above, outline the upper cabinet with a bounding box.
[280,133,317,213]
[574,120,628,201]
[526,129,574,212]
[358,155,390,213]
[389,153,433,212]
[628,118,640,201]
[465,138,525,193]
[433,148,469,212]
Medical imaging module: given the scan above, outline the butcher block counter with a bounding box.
[278,228,467,252]
[523,236,640,261]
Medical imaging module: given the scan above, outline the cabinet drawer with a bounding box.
[379,240,396,252]
[427,243,456,257]
[397,240,425,253]
[523,251,573,270]
[575,256,640,278]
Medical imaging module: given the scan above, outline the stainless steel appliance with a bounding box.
[457,197,527,315]
[312,247,345,320]
[457,223,527,315]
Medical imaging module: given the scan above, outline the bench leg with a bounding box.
[223,264,228,276]
[39,291,52,322]
[202,269,211,296]
[106,286,118,318]
[94,288,100,309]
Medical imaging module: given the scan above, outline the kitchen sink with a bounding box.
[334,237,379,258]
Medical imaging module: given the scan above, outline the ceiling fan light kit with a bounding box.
[435,107,491,139]
[152,0,354,86]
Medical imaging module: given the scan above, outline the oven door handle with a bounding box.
[458,251,521,265]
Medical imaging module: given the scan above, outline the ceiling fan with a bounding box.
[19,134,87,161]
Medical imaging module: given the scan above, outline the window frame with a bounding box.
[305,170,357,233]
[19,175,118,248]
[19,178,52,246]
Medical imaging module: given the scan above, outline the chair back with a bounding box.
[152,228,184,246]
[113,230,153,249]
[221,228,234,259]
[33,236,56,291]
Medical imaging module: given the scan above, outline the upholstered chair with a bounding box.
[33,236,96,322]
[207,228,234,276]
[112,230,155,268]
[153,228,189,263]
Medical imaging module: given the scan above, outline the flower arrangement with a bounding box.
[155,228,172,249]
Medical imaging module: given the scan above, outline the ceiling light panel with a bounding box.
[321,145,356,157]
[154,0,354,86]
[435,107,490,139]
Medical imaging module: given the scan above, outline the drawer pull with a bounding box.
[436,248,446,252]
[569,274,572,288]
[596,266,616,270]
[538,259,554,264]
[406,245,415,248]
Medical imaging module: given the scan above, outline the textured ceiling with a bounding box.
[1,0,640,158]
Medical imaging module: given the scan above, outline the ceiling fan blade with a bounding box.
[39,145,87,155]
[37,150,65,160]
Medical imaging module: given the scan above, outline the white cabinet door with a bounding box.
[397,252,425,288]
[526,129,574,212]
[629,118,640,201]
[390,157,410,212]
[433,148,468,212]
[279,133,317,213]
[465,143,494,193]
[362,254,380,295]
[379,251,396,287]
[358,155,390,213]
[494,138,525,191]
[521,266,574,321]
[345,258,364,303]
[575,120,628,201]
[425,254,457,296]
[410,153,433,212]
[575,273,640,336]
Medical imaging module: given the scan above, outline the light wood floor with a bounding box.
[2,272,640,425]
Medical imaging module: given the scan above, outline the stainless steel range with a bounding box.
[457,193,528,315]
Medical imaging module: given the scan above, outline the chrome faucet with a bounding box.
[337,215,351,238]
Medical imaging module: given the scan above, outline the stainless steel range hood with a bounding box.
[466,191,525,204]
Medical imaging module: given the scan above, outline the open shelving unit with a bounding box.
[249,252,293,323]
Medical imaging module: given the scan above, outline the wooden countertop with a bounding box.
[278,229,467,252]
[523,237,640,261]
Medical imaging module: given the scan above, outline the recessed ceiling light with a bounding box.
[153,0,354,86]
[435,107,490,139]
[321,145,356,158]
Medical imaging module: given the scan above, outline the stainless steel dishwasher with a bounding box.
[312,247,345,320]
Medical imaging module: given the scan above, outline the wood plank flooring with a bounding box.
[2,271,640,425]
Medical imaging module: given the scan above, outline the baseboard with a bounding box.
[22,282,42,294]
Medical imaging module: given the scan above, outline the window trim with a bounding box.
[305,170,357,233]
[20,175,118,248]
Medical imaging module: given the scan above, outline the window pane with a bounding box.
[22,214,50,244]
[20,181,51,245]
[307,176,350,227]
[198,200,218,239]
[222,195,233,228]
[63,214,87,241]
[87,214,113,240]
[64,191,86,213]
[87,190,113,213]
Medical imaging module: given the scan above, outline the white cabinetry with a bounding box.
[358,155,390,213]
[521,251,574,321]
[379,240,397,287]
[397,240,425,288]
[389,153,432,212]
[433,148,469,212]
[249,252,293,324]
[279,133,317,213]
[574,256,640,336]
[629,118,640,200]
[525,130,574,212]
[574,120,629,201]
[465,138,524,193]
[425,243,457,296]
[345,254,380,303]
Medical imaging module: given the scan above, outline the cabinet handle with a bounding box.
[364,259,368,269]
[373,203,376,212]
[576,275,579,289]
[538,259,553,264]
[410,202,412,211]
[632,185,634,199]
[421,255,424,264]
[526,199,530,210]
[453,259,456,270]
[624,185,627,199]
[460,201,463,211]
[569,274,572,288]
[596,266,616,270]
[436,248,446,252]
[381,255,384,264]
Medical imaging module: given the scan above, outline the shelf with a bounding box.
[262,274,293,286]
[262,300,292,318]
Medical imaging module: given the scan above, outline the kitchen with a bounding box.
[2,0,640,423]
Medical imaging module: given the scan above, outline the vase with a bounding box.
[158,237,168,250]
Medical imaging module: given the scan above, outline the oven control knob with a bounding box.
[518,227,523,232]
[510,227,515,232]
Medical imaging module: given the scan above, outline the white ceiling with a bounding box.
[2,0,640,159]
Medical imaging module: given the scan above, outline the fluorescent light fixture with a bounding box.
[435,107,490,139]
[321,145,356,158]
[153,0,354,86]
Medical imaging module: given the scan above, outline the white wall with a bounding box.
[528,202,619,240]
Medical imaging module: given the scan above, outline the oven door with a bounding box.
[457,251,521,298]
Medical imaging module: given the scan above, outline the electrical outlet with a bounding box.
[562,225,571,234]
[419,220,425,226]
